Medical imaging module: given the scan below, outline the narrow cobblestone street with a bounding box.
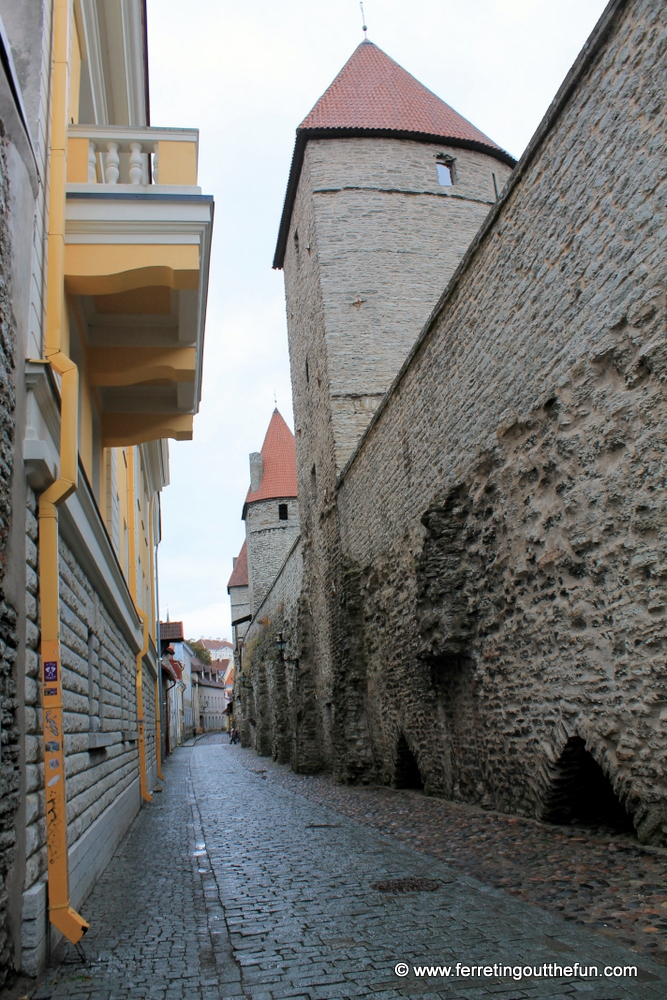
[29,738,667,1000]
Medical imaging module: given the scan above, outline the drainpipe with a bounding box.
[37,0,89,945]
[136,611,152,801]
[149,497,163,780]
[127,448,152,802]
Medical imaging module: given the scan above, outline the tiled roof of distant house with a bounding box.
[227,541,248,590]
[160,621,184,642]
[198,677,227,690]
[200,638,233,651]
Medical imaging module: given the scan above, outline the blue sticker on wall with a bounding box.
[44,661,57,683]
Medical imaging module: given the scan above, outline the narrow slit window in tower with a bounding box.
[436,159,454,186]
[278,503,288,521]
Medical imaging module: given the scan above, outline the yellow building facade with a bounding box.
[0,0,212,975]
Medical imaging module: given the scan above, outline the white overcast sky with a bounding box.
[147,0,609,641]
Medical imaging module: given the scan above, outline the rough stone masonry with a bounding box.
[242,0,667,845]
[0,125,21,981]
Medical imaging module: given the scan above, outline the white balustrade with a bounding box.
[88,141,97,183]
[68,125,199,187]
[105,142,120,184]
[129,142,143,185]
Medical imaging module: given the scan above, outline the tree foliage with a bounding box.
[189,639,212,665]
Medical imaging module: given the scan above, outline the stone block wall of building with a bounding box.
[21,522,152,971]
[322,0,667,842]
[0,118,21,984]
[0,0,51,362]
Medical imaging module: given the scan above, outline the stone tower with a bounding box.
[242,409,300,613]
[275,39,516,476]
[227,540,250,644]
[273,40,516,769]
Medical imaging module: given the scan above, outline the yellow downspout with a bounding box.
[38,0,89,945]
[149,498,164,780]
[127,448,152,802]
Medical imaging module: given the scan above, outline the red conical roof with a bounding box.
[243,409,297,515]
[227,541,248,590]
[299,41,502,150]
[274,40,515,268]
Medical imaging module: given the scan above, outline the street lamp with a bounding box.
[275,632,287,658]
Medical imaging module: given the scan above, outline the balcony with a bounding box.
[65,125,214,447]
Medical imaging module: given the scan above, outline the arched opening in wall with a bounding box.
[393,734,423,790]
[544,737,635,834]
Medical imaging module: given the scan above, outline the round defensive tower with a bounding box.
[242,408,300,615]
[274,39,516,473]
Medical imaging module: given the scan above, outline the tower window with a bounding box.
[436,161,453,186]
[278,503,288,521]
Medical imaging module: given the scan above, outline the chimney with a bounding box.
[249,452,263,492]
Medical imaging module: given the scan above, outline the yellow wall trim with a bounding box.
[102,413,194,448]
[64,244,200,295]
[157,140,197,185]
[88,346,196,386]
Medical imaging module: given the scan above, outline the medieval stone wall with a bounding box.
[235,538,322,772]
[284,104,513,780]
[324,0,667,842]
[230,584,250,642]
[284,171,340,764]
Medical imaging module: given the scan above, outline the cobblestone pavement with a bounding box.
[243,755,667,966]
[29,739,667,999]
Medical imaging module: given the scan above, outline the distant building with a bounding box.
[191,658,227,731]
[228,409,299,749]
[159,621,198,751]
[200,638,233,660]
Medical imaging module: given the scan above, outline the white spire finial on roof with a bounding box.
[359,1,368,39]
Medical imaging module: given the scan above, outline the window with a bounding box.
[278,503,288,521]
[436,160,453,186]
